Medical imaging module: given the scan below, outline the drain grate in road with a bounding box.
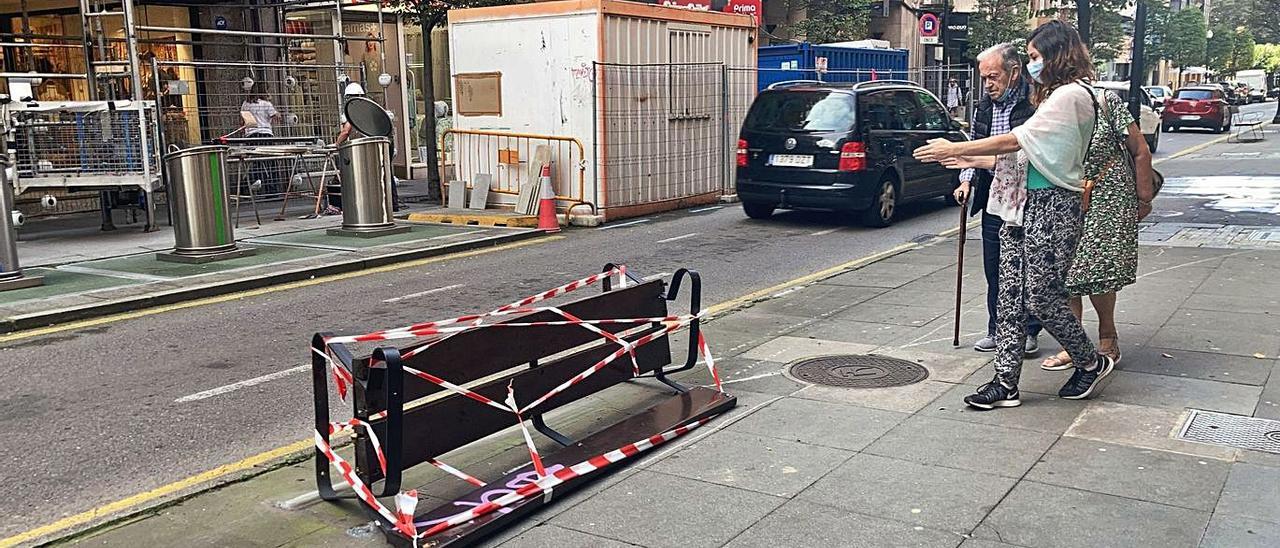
[1176,409,1280,454]
[788,355,928,388]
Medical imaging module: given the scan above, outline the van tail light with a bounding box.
[839,141,866,172]
[736,139,749,167]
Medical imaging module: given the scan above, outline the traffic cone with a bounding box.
[536,164,560,233]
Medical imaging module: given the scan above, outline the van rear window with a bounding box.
[1174,89,1214,100]
[743,91,856,133]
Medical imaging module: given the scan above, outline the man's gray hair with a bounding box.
[976,43,1021,74]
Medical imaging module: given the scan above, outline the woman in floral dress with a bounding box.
[1040,88,1157,370]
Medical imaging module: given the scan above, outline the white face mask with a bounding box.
[1027,60,1045,84]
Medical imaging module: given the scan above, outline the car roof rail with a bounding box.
[852,79,918,88]
[765,80,829,90]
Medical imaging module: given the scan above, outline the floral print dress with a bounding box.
[1067,90,1138,296]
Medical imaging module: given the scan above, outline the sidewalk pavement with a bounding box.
[1,190,536,333]
[50,233,1280,548]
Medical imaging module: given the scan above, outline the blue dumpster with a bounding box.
[757,43,909,91]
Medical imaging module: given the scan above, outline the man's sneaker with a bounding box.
[973,336,997,352]
[1024,335,1040,357]
[1058,353,1116,400]
[964,378,1021,410]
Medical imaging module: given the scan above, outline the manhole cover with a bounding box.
[1177,409,1280,454]
[788,355,928,388]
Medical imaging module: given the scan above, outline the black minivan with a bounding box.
[736,80,968,226]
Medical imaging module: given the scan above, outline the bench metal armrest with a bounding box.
[654,267,704,392]
[312,332,352,501]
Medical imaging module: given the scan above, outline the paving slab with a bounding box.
[493,523,635,548]
[723,498,962,548]
[740,336,878,364]
[0,267,136,306]
[1201,514,1280,548]
[1180,292,1280,315]
[959,540,1029,548]
[1214,462,1280,524]
[1063,402,1239,461]
[974,481,1210,548]
[799,453,1016,532]
[1258,370,1280,421]
[864,416,1058,478]
[647,429,853,497]
[549,470,786,548]
[1025,438,1230,511]
[831,301,952,327]
[726,397,908,451]
[745,284,885,318]
[1090,370,1264,416]
[701,312,818,358]
[794,379,955,414]
[789,318,920,346]
[1118,346,1275,386]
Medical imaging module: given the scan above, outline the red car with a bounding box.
[1162,86,1238,133]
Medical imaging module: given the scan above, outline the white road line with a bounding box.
[427,229,488,240]
[382,283,465,303]
[596,219,650,230]
[57,264,173,282]
[175,364,309,403]
[656,233,698,244]
[641,271,672,281]
[810,228,841,236]
[689,206,723,213]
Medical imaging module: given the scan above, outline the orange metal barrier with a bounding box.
[439,129,596,217]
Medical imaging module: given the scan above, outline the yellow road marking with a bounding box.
[0,236,559,345]
[1153,121,1270,166]
[0,227,960,546]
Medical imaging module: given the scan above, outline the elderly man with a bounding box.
[954,43,1041,356]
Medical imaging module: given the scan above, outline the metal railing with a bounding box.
[440,129,595,216]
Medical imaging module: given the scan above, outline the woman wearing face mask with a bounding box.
[914,20,1113,410]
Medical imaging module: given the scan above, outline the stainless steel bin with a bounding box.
[336,136,395,231]
[163,145,237,257]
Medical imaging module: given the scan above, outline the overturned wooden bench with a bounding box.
[311,265,734,546]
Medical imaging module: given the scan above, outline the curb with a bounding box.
[0,229,545,335]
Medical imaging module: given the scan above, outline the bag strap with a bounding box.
[1079,82,1100,161]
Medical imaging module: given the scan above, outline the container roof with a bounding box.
[449,0,756,29]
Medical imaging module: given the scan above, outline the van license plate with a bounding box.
[1180,115,1201,120]
[770,154,813,168]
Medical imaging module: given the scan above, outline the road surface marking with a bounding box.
[810,228,841,236]
[689,206,723,213]
[0,230,955,545]
[175,364,310,403]
[656,233,698,244]
[1153,122,1270,165]
[0,236,560,345]
[1137,250,1247,280]
[56,264,174,283]
[382,284,464,303]
[596,219,649,230]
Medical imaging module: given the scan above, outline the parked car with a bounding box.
[736,80,967,227]
[1215,81,1246,105]
[1162,86,1238,133]
[1093,81,1162,152]
[1143,85,1173,109]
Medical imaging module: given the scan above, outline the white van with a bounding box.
[1234,70,1268,103]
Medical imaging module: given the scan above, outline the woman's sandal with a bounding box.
[1041,351,1073,371]
[1099,336,1122,365]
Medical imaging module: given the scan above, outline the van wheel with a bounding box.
[742,201,775,220]
[861,179,897,228]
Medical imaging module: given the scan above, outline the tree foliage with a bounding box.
[1034,0,1128,62]
[1162,7,1207,71]
[1205,24,1239,74]
[968,0,1030,53]
[783,0,877,43]
[1231,28,1256,72]
[1255,43,1280,72]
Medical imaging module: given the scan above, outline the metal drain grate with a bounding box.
[788,355,928,388]
[1176,409,1280,454]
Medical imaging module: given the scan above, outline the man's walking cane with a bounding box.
[953,193,969,347]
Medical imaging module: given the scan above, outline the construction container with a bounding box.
[756,42,909,91]
[448,0,757,221]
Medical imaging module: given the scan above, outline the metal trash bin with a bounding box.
[159,145,247,262]
[330,136,407,236]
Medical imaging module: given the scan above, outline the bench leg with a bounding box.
[532,414,575,447]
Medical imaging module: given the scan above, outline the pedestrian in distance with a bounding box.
[953,42,1043,357]
[913,20,1115,410]
[946,77,963,119]
[1040,80,1158,371]
[240,82,281,195]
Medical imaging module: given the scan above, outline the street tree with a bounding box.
[386,0,530,191]
[1163,7,1207,84]
[782,0,877,43]
[1257,0,1280,43]
[1255,43,1280,72]
[969,0,1029,52]
[1206,24,1236,74]
[1230,27,1256,72]
[1034,0,1127,62]
[1142,0,1172,64]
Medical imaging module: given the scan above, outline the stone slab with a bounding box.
[1215,462,1280,524]
[794,379,955,414]
[550,470,785,548]
[799,453,1016,532]
[702,312,820,358]
[1091,370,1263,416]
[922,383,1087,435]
[741,336,878,365]
[727,397,908,451]
[864,416,1058,478]
[789,318,919,347]
[648,429,853,497]
[974,481,1210,548]
[493,523,634,548]
[1118,346,1275,386]
[746,284,885,319]
[1201,514,1280,548]
[1025,438,1230,511]
[831,302,952,327]
[1063,401,1239,461]
[723,498,962,548]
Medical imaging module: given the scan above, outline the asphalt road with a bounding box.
[0,101,1272,541]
